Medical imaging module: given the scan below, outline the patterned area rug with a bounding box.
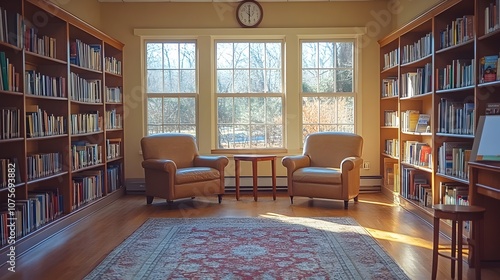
[85,217,410,280]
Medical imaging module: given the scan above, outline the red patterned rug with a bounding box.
[85,217,409,279]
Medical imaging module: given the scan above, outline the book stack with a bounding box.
[71,141,103,171]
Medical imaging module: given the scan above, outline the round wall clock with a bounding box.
[236,0,263,28]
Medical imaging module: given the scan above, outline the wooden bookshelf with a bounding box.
[0,0,124,262]
[379,0,500,221]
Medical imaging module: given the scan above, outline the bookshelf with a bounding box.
[0,0,124,260]
[378,0,500,223]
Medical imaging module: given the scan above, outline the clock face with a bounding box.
[237,1,263,28]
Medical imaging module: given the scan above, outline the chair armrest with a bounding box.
[282,155,310,173]
[142,159,177,174]
[194,155,229,171]
[341,157,363,172]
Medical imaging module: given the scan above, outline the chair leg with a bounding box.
[146,196,153,204]
[218,194,223,204]
[344,200,349,209]
[166,200,173,204]
[290,196,294,204]
[354,195,359,202]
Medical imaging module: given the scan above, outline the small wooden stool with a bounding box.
[431,204,486,280]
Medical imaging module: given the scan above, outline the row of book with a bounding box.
[27,152,63,181]
[70,72,102,103]
[400,166,430,203]
[1,107,21,139]
[438,15,474,50]
[439,182,469,205]
[72,170,104,210]
[437,99,474,135]
[24,25,56,58]
[383,110,398,127]
[70,39,102,71]
[105,109,122,129]
[0,189,64,244]
[24,70,66,98]
[26,105,67,138]
[484,0,500,35]
[0,158,21,189]
[437,142,472,180]
[71,141,103,171]
[401,32,433,64]
[436,59,475,90]
[402,140,432,168]
[381,78,398,98]
[0,51,20,92]
[383,48,399,70]
[106,138,121,159]
[70,112,102,135]
[400,63,432,97]
[107,164,121,193]
[384,138,399,158]
[401,110,430,133]
[105,86,122,103]
[0,7,23,48]
[105,57,122,76]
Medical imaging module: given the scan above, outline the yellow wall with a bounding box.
[47,0,447,181]
[48,0,101,28]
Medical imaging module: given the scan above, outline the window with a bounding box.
[145,41,197,136]
[215,41,284,149]
[301,40,355,141]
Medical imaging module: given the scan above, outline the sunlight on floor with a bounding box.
[357,199,398,207]
[364,227,433,250]
[257,213,364,234]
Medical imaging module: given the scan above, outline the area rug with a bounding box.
[84,217,410,280]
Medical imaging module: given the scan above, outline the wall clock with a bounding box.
[236,0,263,28]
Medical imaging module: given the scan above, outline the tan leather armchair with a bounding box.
[282,132,363,209]
[141,133,229,204]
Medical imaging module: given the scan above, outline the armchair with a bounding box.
[141,133,229,204]
[282,132,363,209]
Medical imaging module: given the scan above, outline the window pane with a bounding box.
[251,124,265,147]
[180,70,195,93]
[250,97,265,123]
[338,96,354,123]
[250,43,264,68]
[336,69,353,92]
[250,69,265,92]
[302,97,319,124]
[163,43,179,69]
[234,70,249,93]
[217,97,233,124]
[302,42,317,68]
[337,42,353,67]
[234,43,249,68]
[180,43,196,69]
[217,43,233,68]
[146,43,162,69]
[267,97,282,123]
[266,70,281,93]
[319,69,334,92]
[266,43,281,68]
[217,70,233,93]
[319,97,336,123]
[163,98,179,124]
[147,70,163,93]
[148,98,163,125]
[267,124,283,147]
[319,42,334,68]
[234,97,249,124]
[180,98,195,124]
[164,70,179,93]
[302,69,317,93]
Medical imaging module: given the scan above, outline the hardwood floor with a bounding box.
[1,192,500,280]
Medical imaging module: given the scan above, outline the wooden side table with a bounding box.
[234,155,277,201]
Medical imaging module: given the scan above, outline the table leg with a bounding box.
[252,160,258,201]
[235,159,240,200]
[271,158,276,200]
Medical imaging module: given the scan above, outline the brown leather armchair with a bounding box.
[141,133,229,204]
[282,132,363,209]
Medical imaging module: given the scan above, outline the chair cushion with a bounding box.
[175,167,220,184]
[293,167,342,184]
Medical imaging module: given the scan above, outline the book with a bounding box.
[480,54,499,83]
[415,114,431,133]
